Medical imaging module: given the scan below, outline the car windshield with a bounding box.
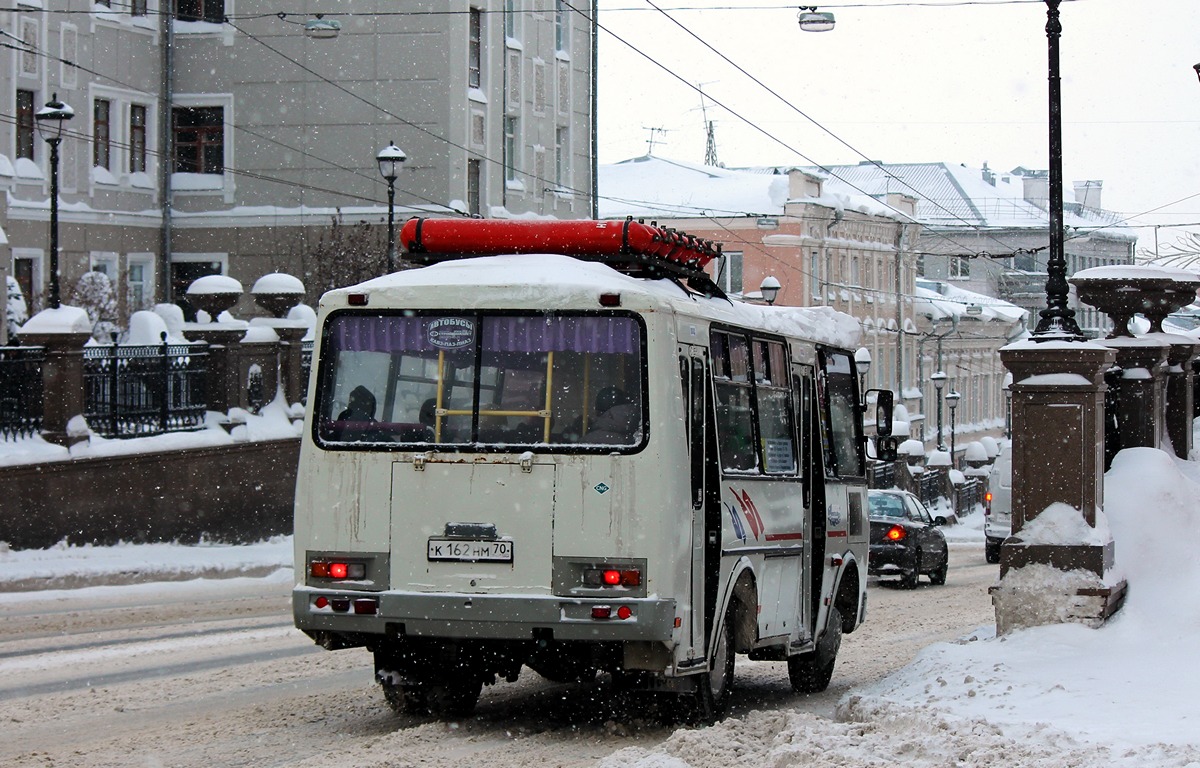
[869,494,906,518]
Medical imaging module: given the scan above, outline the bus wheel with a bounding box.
[381,680,429,715]
[788,607,842,694]
[688,609,736,724]
[426,678,483,718]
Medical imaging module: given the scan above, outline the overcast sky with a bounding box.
[595,0,1200,253]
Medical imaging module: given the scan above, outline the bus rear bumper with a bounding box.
[292,587,677,643]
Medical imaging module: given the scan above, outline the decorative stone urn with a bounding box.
[185,274,244,320]
[251,273,305,318]
[1070,264,1200,337]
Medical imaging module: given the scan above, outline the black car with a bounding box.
[867,490,949,589]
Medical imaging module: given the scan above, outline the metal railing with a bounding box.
[955,477,983,516]
[83,333,208,438]
[867,460,896,489]
[0,345,45,440]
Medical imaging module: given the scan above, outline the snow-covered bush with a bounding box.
[6,275,28,339]
[70,270,120,341]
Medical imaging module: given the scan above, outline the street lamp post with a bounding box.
[930,370,947,450]
[376,142,407,274]
[946,390,960,466]
[34,93,74,310]
[1002,372,1013,440]
[1032,0,1084,341]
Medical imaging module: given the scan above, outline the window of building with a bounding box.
[555,0,569,51]
[555,126,569,188]
[16,90,36,161]
[127,254,154,311]
[503,116,518,184]
[172,106,224,174]
[718,251,743,295]
[810,250,821,299]
[93,99,112,169]
[130,0,147,16]
[948,256,970,280]
[468,8,482,89]
[505,0,517,40]
[467,159,482,217]
[130,104,147,173]
[176,0,223,23]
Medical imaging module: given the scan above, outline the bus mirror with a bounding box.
[870,389,894,435]
[875,435,900,462]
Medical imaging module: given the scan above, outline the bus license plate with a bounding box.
[427,538,514,563]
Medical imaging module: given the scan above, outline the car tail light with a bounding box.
[886,525,906,542]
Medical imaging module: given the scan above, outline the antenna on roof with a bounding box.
[642,126,670,156]
[696,82,720,167]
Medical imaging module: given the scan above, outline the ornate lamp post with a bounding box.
[930,370,947,450]
[376,142,407,274]
[946,390,961,465]
[1032,0,1084,341]
[34,93,74,309]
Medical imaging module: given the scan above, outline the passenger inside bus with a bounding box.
[418,398,438,440]
[583,386,638,444]
[338,385,377,423]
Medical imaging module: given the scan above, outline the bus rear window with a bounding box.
[315,312,645,450]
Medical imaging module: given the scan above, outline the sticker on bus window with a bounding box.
[427,317,475,348]
[764,439,795,473]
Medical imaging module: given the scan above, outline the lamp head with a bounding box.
[377,142,407,181]
[797,8,835,32]
[759,275,782,305]
[35,93,74,144]
[854,346,872,378]
[946,390,961,411]
[304,15,341,40]
[930,370,946,392]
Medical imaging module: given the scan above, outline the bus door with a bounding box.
[814,349,867,630]
[794,364,820,643]
[679,346,719,665]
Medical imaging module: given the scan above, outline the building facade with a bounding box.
[817,162,1137,338]
[600,155,1026,452]
[1,1,596,328]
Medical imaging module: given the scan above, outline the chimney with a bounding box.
[1073,180,1102,211]
[1022,172,1049,211]
[981,162,996,187]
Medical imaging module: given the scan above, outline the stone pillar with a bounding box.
[249,319,308,406]
[1160,336,1199,459]
[184,326,244,414]
[995,341,1125,633]
[17,308,94,446]
[1101,338,1168,451]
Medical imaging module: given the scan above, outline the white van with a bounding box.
[984,448,1012,564]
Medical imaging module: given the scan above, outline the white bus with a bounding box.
[293,219,892,722]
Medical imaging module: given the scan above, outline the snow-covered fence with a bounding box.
[0,345,45,439]
[83,333,208,438]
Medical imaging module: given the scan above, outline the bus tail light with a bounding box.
[310,559,366,580]
[584,567,641,588]
[885,525,906,542]
[591,605,634,620]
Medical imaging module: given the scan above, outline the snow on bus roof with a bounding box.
[328,253,862,349]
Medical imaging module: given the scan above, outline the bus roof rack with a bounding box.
[400,217,727,299]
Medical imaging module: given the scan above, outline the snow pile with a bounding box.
[604,446,1200,766]
[1016,502,1111,546]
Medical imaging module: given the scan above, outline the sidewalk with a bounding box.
[0,535,292,591]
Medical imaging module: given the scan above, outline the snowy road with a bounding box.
[0,545,997,768]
